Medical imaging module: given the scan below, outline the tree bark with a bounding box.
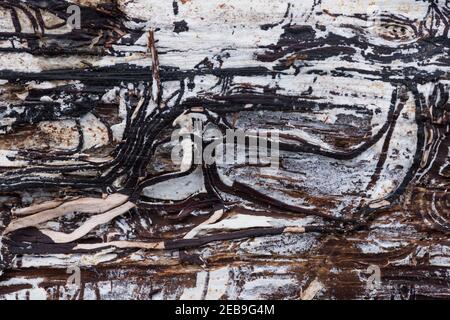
[0,0,449,300]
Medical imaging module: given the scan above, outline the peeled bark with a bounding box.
[0,0,449,300]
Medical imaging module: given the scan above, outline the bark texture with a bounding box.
[0,0,449,300]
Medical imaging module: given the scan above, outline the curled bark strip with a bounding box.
[74,240,165,251]
[183,209,225,239]
[39,201,136,243]
[5,194,129,234]
[12,199,65,216]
